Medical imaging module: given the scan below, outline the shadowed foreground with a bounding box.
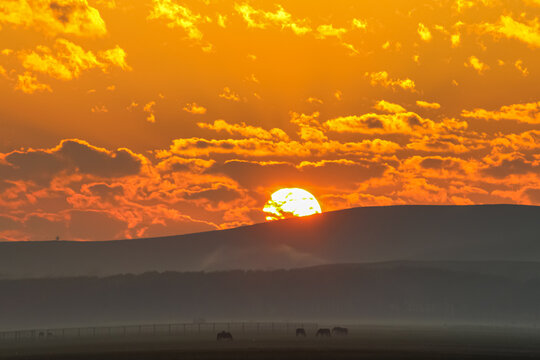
[3,325,540,359]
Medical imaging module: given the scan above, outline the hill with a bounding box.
[0,205,538,279]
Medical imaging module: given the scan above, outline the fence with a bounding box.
[0,321,319,342]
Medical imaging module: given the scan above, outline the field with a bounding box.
[3,324,540,359]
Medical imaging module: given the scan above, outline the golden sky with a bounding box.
[0,0,539,241]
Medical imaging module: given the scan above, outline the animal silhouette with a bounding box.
[216,331,233,341]
[332,327,348,336]
[316,328,331,337]
[295,328,306,337]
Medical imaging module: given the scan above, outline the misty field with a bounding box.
[3,324,540,359]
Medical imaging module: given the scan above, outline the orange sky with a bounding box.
[0,0,539,241]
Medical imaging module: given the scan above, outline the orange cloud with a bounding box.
[18,39,130,81]
[417,23,432,41]
[219,86,240,101]
[234,3,311,35]
[482,15,540,48]
[374,100,406,113]
[465,56,489,74]
[0,0,106,37]
[147,0,212,51]
[461,101,540,124]
[143,101,156,123]
[514,60,529,76]
[365,71,416,92]
[15,71,51,93]
[316,24,347,39]
[183,102,207,114]
[198,119,289,141]
[416,100,441,109]
[324,111,466,136]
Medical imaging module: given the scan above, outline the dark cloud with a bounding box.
[0,139,145,185]
[482,158,538,179]
[207,159,388,189]
[58,140,142,177]
[49,2,75,24]
[184,184,242,203]
[87,183,124,198]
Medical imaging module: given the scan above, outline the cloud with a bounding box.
[18,39,130,81]
[481,156,539,179]
[219,86,240,101]
[234,3,311,35]
[374,100,406,114]
[461,101,540,124]
[417,23,432,41]
[416,100,441,109]
[143,101,156,123]
[163,135,400,159]
[0,139,146,184]
[0,0,106,37]
[316,24,346,39]
[99,45,132,71]
[15,71,51,93]
[365,71,416,92]
[514,60,529,76]
[324,111,466,136]
[90,104,107,113]
[465,56,489,74]
[289,112,327,142]
[198,119,290,141]
[148,0,202,39]
[306,97,323,104]
[482,15,540,48]
[352,18,367,30]
[183,102,207,114]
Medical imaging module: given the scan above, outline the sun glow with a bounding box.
[263,188,322,221]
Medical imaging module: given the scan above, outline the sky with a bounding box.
[0,0,539,241]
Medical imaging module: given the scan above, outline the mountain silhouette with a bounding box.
[0,205,538,279]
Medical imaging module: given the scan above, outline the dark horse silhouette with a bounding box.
[217,331,233,341]
[316,328,331,337]
[332,327,348,336]
[295,328,306,337]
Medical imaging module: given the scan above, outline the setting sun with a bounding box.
[263,188,322,221]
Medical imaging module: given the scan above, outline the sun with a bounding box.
[263,188,322,221]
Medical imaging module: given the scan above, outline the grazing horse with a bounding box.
[316,328,331,337]
[332,327,348,336]
[217,331,233,341]
[295,328,306,337]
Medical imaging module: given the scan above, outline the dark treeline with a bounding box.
[3,262,540,330]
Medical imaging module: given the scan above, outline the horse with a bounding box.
[316,328,331,337]
[217,331,233,341]
[332,327,348,336]
[295,328,306,337]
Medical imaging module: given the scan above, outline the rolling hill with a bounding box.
[0,204,538,279]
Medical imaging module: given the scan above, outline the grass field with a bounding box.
[3,324,540,359]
